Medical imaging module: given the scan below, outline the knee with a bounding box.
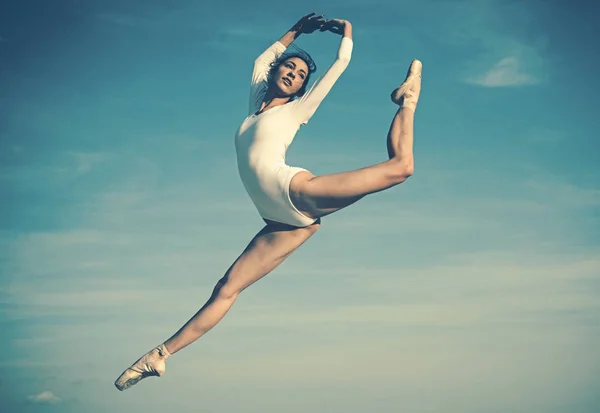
[389,158,414,183]
[215,276,239,301]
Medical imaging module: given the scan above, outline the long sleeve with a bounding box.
[290,36,353,125]
[249,41,287,116]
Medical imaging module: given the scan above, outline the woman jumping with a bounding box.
[115,12,422,391]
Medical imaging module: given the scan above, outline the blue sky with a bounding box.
[1,0,599,412]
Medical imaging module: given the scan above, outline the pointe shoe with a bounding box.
[114,343,170,391]
[391,59,422,111]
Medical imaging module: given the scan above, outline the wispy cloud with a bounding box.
[70,152,107,175]
[27,391,61,404]
[93,8,211,33]
[528,127,565,144]
[523,175,600,208]
[217,26,265,38]
[0,163,70,188]
[399,0,546,86]
[95,13,150,28]
[1,150,108,187]
[466,56,539,87]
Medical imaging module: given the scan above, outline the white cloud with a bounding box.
[70,152,107,175]
[403,0,546,87]
[467,56,538,87]
[27,391,61,404]
[1,150,108,188]
[523,177,600,208]
[528,128,565,144]
[0,163,71,188]
[93,8,211,32]
[217,26,264,38]
[223,253,600,328]
[95,13,147,28]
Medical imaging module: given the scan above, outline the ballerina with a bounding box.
[115,12,422,391]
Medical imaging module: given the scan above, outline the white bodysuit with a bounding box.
[234,36,353,227]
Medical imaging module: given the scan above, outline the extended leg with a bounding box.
[163,219,319,354]
[290,60,422,219]
[114,219,320,391]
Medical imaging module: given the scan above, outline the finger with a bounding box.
[307,21,324,30]
[302,11,317,19]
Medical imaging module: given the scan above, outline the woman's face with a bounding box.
[272,57,309,97]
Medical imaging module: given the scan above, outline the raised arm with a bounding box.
[290,19,354,125]
[248,13,326,115]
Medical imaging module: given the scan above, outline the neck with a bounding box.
[259,89,291,113]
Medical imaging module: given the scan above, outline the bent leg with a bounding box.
[163,219,320,355]
[290,107,415,219]
[290,60,421,220]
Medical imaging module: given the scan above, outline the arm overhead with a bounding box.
[248,13,326,115]
[248,42,287,116]
[291,19,353,125]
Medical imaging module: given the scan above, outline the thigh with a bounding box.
[224,219,321,293]
[289,159,407,220]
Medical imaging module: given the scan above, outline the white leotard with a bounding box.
[234,36,353,227]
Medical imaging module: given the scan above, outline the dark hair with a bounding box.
[266,45,317,100]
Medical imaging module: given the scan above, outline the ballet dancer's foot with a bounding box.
[391,59,422,111]
[114,343,170,391]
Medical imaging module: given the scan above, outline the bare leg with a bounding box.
[163,219,319,354]
[114,219,320,390]
[290,60,422,219]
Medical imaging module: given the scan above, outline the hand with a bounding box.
[292,12,326,34]
[319,18,348,35]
